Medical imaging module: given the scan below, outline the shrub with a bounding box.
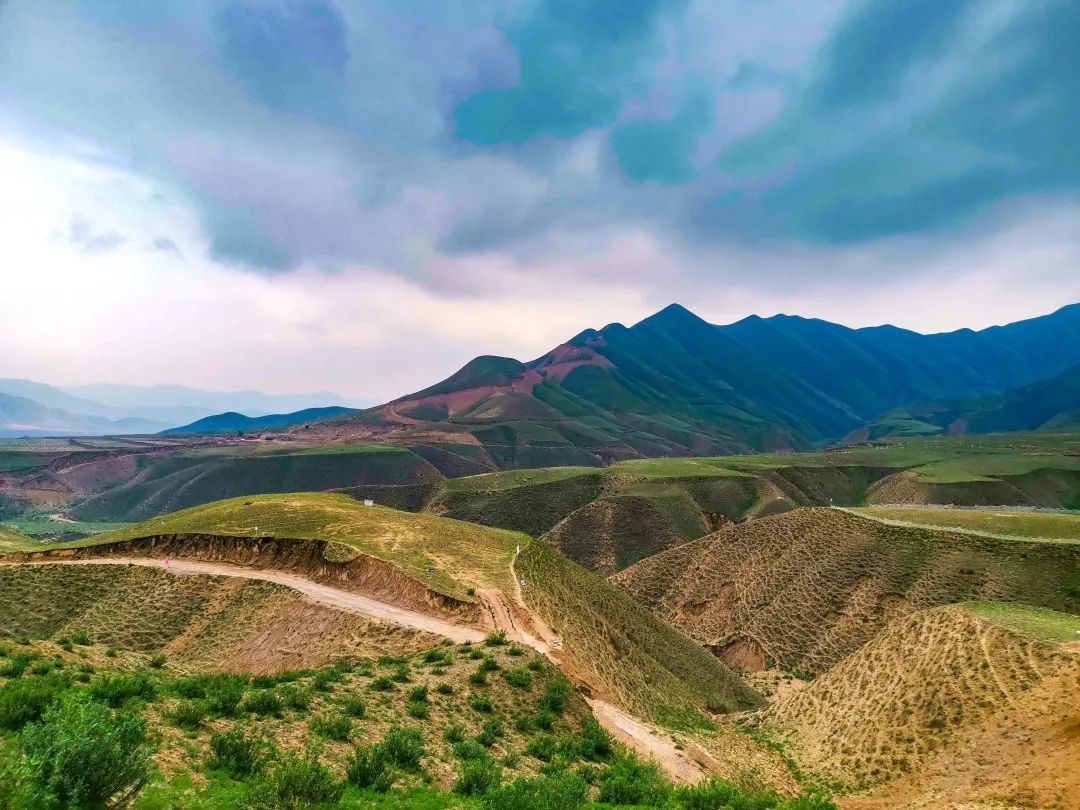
[345,744,392,792]
[574,718,613,762]
[70,630,91,646]
[596,752,670,806]
[479,657,499,673]
[208,725,272,777]
[477,718,504,747]
[368,676,394,692]
[256,749,342,808]
[170,699,207,730]
[281,685,313,712]
[527,658,544,672]
[149,654,167,669]
[435,682,454,696]
[484,630,508,647]
[340,695,365,718]
[468,649,485,660]
[17,693,149,808]
[240,690,282,718]
[0,673,69,730]
[453,757,501,796]
[407,701,429,720]
[0,653,34,678]
[310,713,352,742]
[486,770,589,810]
[471,694,494,713]
[468,670,488,687]
[30,660,54,677]
[538,676,571,715]
[503,668,531,689]
[453,739,489,761]
[422,648,450,665]
[205,674,246,717]
[507,644,525,657]
[382,726,425,771]
[88,671,154,708]
[534,709,555,730]
[390,663,410,683]
[443,722,466,744]
[174,675,210,699]
[408,684,429,703]
[311,670,339,692]
[525,734,558,762]
[105,646,117,658]
[250,674,276,689]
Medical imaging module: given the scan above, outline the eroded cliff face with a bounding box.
[11,533,484,626]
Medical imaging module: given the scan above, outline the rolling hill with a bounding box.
[0,391,167,436]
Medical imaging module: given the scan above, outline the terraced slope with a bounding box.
[757,603,1080,803]
[854,505,1080,542]
[613,508,1080,674]
[516,541,762,728]
[0,563,437,672]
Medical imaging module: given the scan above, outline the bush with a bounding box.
[312,669,341,692]
[208,725,272,777]
[453,757,501,796]
[534,709,555,730]
[281,685,313,712]
[88,671,154,707]
[469,670,488,687]
[250,674,276,689]
[170,699,207,730]
[422,648,450,665]
[486,770,589,810]
[16,693,149,808]
[241,690,282,717]
[507,644,525,657]
[70,630,91,646]
[205,674,246,717]
[345,744,392,792]
[0,652,34,678]
[479,657,500,673]
[174,675,210,699]
[525,734,558,762]
[503,668,531,689]
[0,673,69,730]
[443,722,466,744]
[368,676,394,692]
[390,663,411,683]
[477,718,504,747]
[149,654,167,669]
[574,718,613,761]
[340,695,365,717]
[538,676,571,716]
[596,752,670,806]
[382,726,425,771]
[435,682,454,696]
[407,701,429,720]
[310,713,352,742]
[527,658,544,672]
[484,630,508,647]
[408,684,429,703]
[453,739,489,761]
[255,749,342,808]
[471,694,494,713]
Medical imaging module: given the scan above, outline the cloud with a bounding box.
[51,216,126,254]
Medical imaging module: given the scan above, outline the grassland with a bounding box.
[855,506,1080,542]
[70,493,524,601]
[0,525,35,552]
[964,600,1080,642]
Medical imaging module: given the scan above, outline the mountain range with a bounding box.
[320,302,1080,458]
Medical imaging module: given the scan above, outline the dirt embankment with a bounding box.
[8,534,484,627]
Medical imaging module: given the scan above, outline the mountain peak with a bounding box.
[637,303,711,330]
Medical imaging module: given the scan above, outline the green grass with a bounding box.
[0,524,37,552]
[442,467,596,493]
[66,493,524,600]
[856,507,1080,542]
[965,601,1080,643]
[4,520,133,537]
[606,458,751,478]
[290,444,414,457]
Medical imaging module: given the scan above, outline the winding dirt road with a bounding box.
[4,554,706,783]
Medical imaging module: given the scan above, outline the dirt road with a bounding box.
[3,558,484,643]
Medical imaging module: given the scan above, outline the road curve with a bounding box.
[0,558,485,643]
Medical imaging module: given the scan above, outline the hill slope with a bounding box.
[613,507,1080,674]
[162,406,355,435]
[0,391,166,436]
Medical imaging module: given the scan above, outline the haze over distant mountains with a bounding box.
[0,379,355,438]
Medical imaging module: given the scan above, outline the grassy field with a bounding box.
[0,524,36,552]
[66,493,524,601]
[855,506,1080,542]
[965,601,1080,642]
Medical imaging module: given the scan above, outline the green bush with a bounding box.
[503,668,531,689]
[368,675,394,692]
[16,693,149,808]
[435,682,454,696]
[507,644,525,657]
[208,725,272,777]
[596,752,670,806]
[345,744,392,793]
[250,674,276,689]
[340,694,365,717]
[70,630,91,646]
[0,653,34,678]
[253,749,342,808]
[422,648,451,665]
[312,669,342,692]
[484,630,508,647]
[486,770,589,810]
[574,718,613,761]
[382,726,425,771]
[205,674,246,717]
[0,673,69,731]
[240,690,282,718]
[477,718,504,747]
[281,685,313,711]
[453,739,489,761]
[149,654,167,669]
[525,734,558,762]
[88,671,154,708]
[170,699,207,730]
[469,670,488,687]
[479,657,500,673]
[538,676,570,715]
[174,674,210,699]
[408,684,429,703]
[310,713,352,742]
[453,757,501,796]
[471,694,494,713]
[407,701,429,720]
[443,722,466,744]
[390,663,411,683]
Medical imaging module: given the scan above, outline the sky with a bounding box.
[1,0,1078,403]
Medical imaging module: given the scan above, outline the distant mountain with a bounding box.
[854,364,1080,440]
[719,303,1080,420]
[0,379,359,426]
[162,406,356,435]
[315,302,1080,460]
[0,392,166,437]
